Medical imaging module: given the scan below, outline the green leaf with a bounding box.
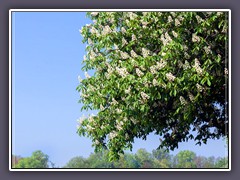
[207,79,211,86]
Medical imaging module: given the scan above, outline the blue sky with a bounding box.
[12,11,228,167]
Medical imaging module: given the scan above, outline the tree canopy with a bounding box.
[14,150,49,168]
[76,11,229,160]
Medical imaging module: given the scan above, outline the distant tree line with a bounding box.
[12,149,228,169]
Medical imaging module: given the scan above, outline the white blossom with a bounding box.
[77,115,85,126]
[188,92,195,102]
[88,38,93,45]
[136,68,144,77]
[196,15,203,24]
[116,108,122,114]
[166,72,176,82]
[129,12,137,20]
[95,140,100,145]
[125,133,129,140]
[140,92,150,100]
[170,12,176,17]
[78,75,82,83]
[192,33,201,43]
[193,58,203,75]
[178,15,184,21]
[184,52,190,59]
[116,67,129,78]
[111,97,118,106]
[180,96,187,105]
[153,79,159,86]
[121,97,126,101]
[196,83,203,92]
[116,121,124,131]
[178,61,183,68]
[142,12,148,16]
[156,59,167,70]
[90,26,97,34]
[125,86,131,94]
[102,25,112,35]
[90,12,99,16]
[183,60,190,69]
[86,124,94,131]
[130,50,138,58]
[100,104,104,111]
[132,34,137,41]
[130,117,137,124]
[168,16,173,23]
[122,37,128,46]
[161,34,168,46]
[150,66,157,74]
[85,24,91,28]
[172,30,178,38]
[165,32,172,42]
[141,20,149,28]
[121,27,126,33]
[142,48,150,58]
[114,44,119,49]
[120,51,129,59]
[109,131,117,140]
[203,46,212,54]
[224,68,228,75]
[85,72,91,79]
[175,18,181,26]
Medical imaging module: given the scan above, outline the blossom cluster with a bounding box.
[140,92,150,100]
[120,51,129,59]
[166,72,176,82]
[203,46,212,55]
[156,59,167,70]
[78,75,83,83]
[128,12,138,20]
[109,131,118,140]
[102,25,112,35]
[188,92,195,102]
[85,72,91,79]
[152,78,159,86]
[136,68,144,77]
[122,37,128,46]
[161,32,173,46]
[77,115,86,128]
[224,68,228,75]
[116,108,123,114]
[179,96,187,105]
[142,48,150,58]
[116,120,124,131]
[192,58,203,75]
[116,67,129,78]
[90,12,99,17]
[130,50,138,58]
[196,83,203,92]
[125,86,131,94]
[183,60,191,70]
[192,33,201,43]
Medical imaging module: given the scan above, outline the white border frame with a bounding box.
[9,9,231,171]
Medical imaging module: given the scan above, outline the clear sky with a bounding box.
[12,11,228,167]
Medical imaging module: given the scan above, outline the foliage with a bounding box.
[175,150,197,168]
[76,11,229,160]
[63,156,88,168]
[62,149,228,169]
[12,155,22,168]
[14,150,49,168]
[215,157,228,168]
